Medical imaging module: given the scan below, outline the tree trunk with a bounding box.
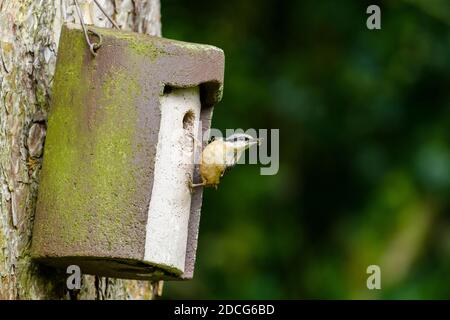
[0,0,161,300]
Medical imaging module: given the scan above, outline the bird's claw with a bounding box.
[188,180,206,193]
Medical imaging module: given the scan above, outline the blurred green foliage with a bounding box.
[162,0,450,299]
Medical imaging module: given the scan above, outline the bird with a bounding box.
[190,133,260,189]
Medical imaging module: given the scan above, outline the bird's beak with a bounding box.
[248,138,261,147]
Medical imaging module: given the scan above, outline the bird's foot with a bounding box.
[189,181,206,193]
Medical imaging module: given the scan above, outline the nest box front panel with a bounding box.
[31,24,224,280]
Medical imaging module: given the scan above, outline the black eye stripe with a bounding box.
[228,135,253,142]
[231,136,251,141]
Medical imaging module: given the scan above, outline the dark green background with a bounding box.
[162,0,450,299]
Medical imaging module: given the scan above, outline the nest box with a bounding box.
[31,24,224,280]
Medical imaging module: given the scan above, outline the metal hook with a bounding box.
[73,0,119,56]
[87,29,103,56]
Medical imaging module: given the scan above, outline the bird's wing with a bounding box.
[224,149,237,166]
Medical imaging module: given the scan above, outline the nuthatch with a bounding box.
[190,133,260,189]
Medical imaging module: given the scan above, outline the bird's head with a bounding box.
[225,133,260,152]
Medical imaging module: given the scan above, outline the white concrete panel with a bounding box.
[144,86,201,273]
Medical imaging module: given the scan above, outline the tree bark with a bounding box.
[0,0,161,300]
